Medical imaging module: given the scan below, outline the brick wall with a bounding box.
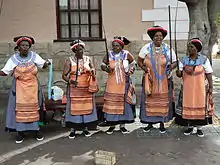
[0,40,186,113]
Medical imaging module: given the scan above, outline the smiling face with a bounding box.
[187,43,198,56]
[112,41,122,53]
[153,31,163,47]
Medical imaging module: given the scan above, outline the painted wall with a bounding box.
[0,0,154,42]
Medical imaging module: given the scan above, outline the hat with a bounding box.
[13,36,35,50]
[147,26,167,40]
[112,37,126,47]
[189,38,203,52]
[113,36,130,45]
[70,39,85,51]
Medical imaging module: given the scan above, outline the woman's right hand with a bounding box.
[141,65,149,73]
[69,79,78,86]
[105,65,113,74]
[176,70,182,77]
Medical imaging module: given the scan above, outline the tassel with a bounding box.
[115,61,123,84]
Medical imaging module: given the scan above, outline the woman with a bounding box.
[113,36,136,116]
[0,36,50,144]
[62,40,98,139]
[138,26,177,133]
[101,37,136,135]
[175,38,214,137]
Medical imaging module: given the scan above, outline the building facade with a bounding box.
[0,0,188,92]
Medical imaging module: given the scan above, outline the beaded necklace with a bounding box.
[149,42,169,80]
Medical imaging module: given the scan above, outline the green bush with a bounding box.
[217,13,220,26]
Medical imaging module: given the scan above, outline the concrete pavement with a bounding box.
[1,124,220,165]
[1,62,220,164]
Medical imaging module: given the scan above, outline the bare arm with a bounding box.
[127,52,136,74]
[0,71,7,76]
[127,52,135,64]
[137,56,148,72]
[171,61,177,70]
[89,58,96,77]
[101,55,112,73]
[101,55,108,71]
[62,59,71,83]
[206,73,213,94]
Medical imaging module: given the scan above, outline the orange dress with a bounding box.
[139,42,174,124]
[102,50,135,124]
[65,56,98,129]
[175,55,214,126]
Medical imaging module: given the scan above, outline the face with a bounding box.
[74,45,84,58]
[18,41,30,55]
[153,32,163,46]
[187,43,197,55]
[112,42,122,53]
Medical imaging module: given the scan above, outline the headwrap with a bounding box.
[13,36,35,50]
[112,37,125,47]
[189,38,203,52]
[70,39,85,51]
[113,36,131,46]
[147,25,167,40]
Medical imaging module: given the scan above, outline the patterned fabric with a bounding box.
[13,53,39,123]
[143,43,169,116]
[103,60,126,114]
[69,56,93,115]
[177,55,214,120]
[126,83,135,105]
[182,65,206,119]
[103,50,136,115]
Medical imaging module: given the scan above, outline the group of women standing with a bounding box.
[0,25,214,143]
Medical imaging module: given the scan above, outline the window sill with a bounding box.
[53,38,106,42]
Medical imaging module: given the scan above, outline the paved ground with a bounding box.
[0,62,220,165]
[1,124,220,165]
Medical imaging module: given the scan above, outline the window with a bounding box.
[56,0,103,41]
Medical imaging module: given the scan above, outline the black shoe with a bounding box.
[68,131,76,139]
[83,130,92,137]
[159,126,166,134]
[106,127,115,135]
[143,125,153,133]
[120,127,130,134]
[197,129,204,137]
[15,132,24,144]
[36,131,44,141]
[184,128,193,136]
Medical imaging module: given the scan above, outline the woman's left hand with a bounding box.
[129,67,135,75]
[208,87,213,95]
[47,59,51,65]
[90,68,96,78]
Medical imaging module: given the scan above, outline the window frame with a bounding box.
[55,0,104,42]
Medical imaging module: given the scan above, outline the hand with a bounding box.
[141,65,149,73]
[170,63,177,70]
[69,79,78,86]
[208,87,213,95]
[105,65,113,74]
[90,68,96,78]
[47,59,52,65]
[176,70,182,77]
[129,67,135,75]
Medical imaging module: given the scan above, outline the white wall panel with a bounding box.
[142,32,188,41]
[154,0,186,8]
[142,7,189,21]
[154,20,189,33]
